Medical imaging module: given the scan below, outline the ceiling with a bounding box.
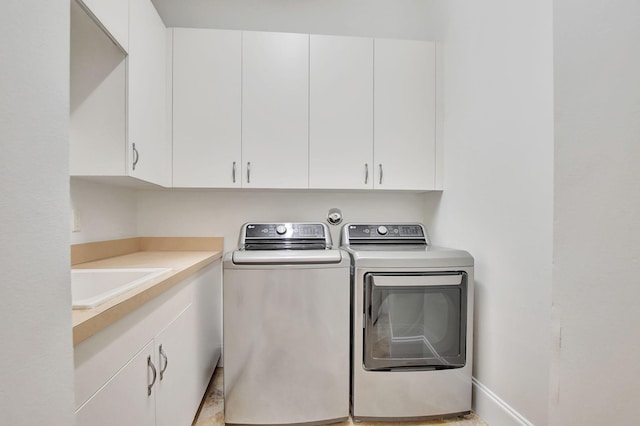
[150,0,443,40]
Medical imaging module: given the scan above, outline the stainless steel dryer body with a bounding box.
[342,223,474,421]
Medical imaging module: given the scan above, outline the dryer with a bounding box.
[341,223,474,421]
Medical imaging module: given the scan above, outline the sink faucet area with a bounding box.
[71,268,172,309]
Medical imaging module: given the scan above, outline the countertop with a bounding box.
[71,237,223,346]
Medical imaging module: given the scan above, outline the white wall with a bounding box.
[69,184,429,251]
[151,0,443,40]
[137,189,428,251]
[70,178,138,244]
[0,1,74,424]
[427,1,554,424]
[551,1,640,424]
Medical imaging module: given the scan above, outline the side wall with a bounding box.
[0,0,75,423]
[426,1,554,424]
[551,1,640,424]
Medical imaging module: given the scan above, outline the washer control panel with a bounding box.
[245,223,326,239]
[341,223,428,245]
[241,223,332,250]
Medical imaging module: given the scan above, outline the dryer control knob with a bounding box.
[377,225,388,235]
[276,225,287,235]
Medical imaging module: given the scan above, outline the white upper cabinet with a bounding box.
[77,0,129,52]
[374,39,436,190]
[70,0,172,187]
[172,28,242,188]
[309,35,374,189]
[166,31,439,191]
[242,31,310,189]
[128,0,171,187]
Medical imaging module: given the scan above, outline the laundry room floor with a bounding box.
[193,369,488,426]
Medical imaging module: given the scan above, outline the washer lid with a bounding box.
[232,249,343,265]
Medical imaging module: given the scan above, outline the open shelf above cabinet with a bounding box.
[69,0,171,188]
[70,0,127,177]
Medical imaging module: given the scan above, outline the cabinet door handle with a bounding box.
[159,344,168,381]
[232,161,237,183]
[364,163,369,185]
[147,355,157,396]
[132,143,140,171]
[247,162,251,184]
[379,164,383,185]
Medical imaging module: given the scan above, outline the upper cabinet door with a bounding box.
[172,28,242,188]
[128,0,171,186]
[374,39,436,190]
[78,0,129,52]
[242,31,309,189]
[309,35,373,189]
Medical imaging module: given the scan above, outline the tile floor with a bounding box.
[193,369,487,426]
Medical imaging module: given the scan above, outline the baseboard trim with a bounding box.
[472,378,533,426]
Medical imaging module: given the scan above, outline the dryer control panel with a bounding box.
[341,223,428,246]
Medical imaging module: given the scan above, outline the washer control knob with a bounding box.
[276,225,287,235]
[377,225,388,235]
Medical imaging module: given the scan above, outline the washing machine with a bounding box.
[341,223,474,421]
[223,222,350,425]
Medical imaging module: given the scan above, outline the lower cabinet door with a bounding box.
[155,304,201,426]
[75,341,156,426]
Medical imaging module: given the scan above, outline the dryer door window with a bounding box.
[363,272,467,371]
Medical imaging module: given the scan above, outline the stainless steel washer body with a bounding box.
[223,223,350,425]
[341,223,474,421]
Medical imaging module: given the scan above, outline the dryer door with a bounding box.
[363,272,467,371]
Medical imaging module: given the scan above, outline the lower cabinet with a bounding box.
[155,305,200,426]
[74,261,221,426]
[76,341,155,426]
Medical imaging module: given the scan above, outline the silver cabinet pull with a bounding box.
[379,164,383,185]
[159,345,168,381]
[364,163,369,184]
[147,355,157,396]
[132,143,140,171]
[247,162,251,184]
[232,161,237,183]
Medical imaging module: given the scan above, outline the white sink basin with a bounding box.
[71,268,172,309]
